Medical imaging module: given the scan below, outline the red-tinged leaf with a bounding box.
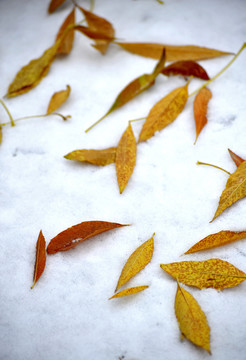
[64,147,117,166]
[47,221,128,254]
[48,0,67,13]
[228,149,245,167]
[161,60,209,80]
[31,230,46,289]
[193,87,212,144]
[109,285,149,299]
[55,8,75,55]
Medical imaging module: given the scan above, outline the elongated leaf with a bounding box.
[115,233,154,292]
[47,85,71,114]
[139,83,188,142]
[109,285,149,299]
[175,284,210,353]
[116,42,232,61]
[161,60,209,80]
[47,221,127,254]
[193,87,212,144]
[55,8,75,55]
[212,161,246,221]
[48,0,67,13]
[116,123,137,193]
[161,259,246,290]
[185,230,246,254]
[228,149,245,167]
[31,230,46,289]
[64,147,116,166]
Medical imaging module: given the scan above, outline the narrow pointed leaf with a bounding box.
[175,284,210,353]
[48,0,67,13]
[161,60,209,80]
[161,259,246,290]
[47,221,127,254]
[47,85,71,114]
[31,230,46,289]
[115,233,154,292]
[228,149,245,167]
[109,285,149,299]
[193,87,212,144]
[64,147,117,166]
[55,8,75,55]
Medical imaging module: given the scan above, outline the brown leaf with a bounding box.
[48,0,67,13]
[161,60,209,80]
[175,283,210,353]
[116,123,137,194]
[193,87,212,144]
[47,221,127,254]
[74,25,113,41]
[47,85,71,114]
[64,147,117,166]
[161,259,246,290]
[228,148,245,167]
[31,230,46,289]
[55,8,75,55]
[109,285,149,299]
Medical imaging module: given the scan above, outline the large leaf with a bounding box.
[31,230,46,289]
[64,147,117,166]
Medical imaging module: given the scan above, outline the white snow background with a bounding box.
[0,0,246,359]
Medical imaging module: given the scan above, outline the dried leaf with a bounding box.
[47,85,71,114]
[212,161,246,221]
[161,60,209,80]
[109,285,149,299]
[47,221,127,254]
[175,283,210,353]
[138,83,188,142]
[55,8,75,55]
[31,230,46,289]
[74,25,113,41]
[161,259,246,290]
[193,87,212,144]
[116,123,137,194]
[64,147,117,166]
[116,42,232,61]
[115,233,154,292]
[48,0,67,13]
[228,149,245,167]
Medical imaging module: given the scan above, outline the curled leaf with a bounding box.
[48,0,67,13]
[64,147,117,166]
[193,87,212,144]
[31,230,46,289]
[109,285,149,299]
[228,149,245,167]
[55,8,75,55]
[161,60,209,80]
[47,85,71,114]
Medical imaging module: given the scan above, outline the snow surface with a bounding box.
[0,0,246,359]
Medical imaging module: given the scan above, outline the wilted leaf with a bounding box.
[161,60,209,80]
[115,233,154,292]
[138,82,188,142]
[211,161,246,221]
[48,0,67,13]
[47,85,71,114]
[31,230,46,289]
[161,259,246,290]
[193,87,212,144]
[64,147,117,166]
[47,221,127,254]
[175,283,210,353]
[116,123,137,194]
[109,285,149,299]
[55,8,75,55]
[228,148,245,167]
[185,230,246,254]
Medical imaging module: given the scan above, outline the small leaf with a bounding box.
[161,60,209,80]
[31,230,46,289]
[55,8,75,55]
[115,233,154,292]
[161,259,246,290]
[228,148,245,167]
[116,123,137,194]
[185,230,246,254]
[175,283,210,353]
[109,285,149,299]
[64,147,117,166]
[47,85,71,114]
[48,0,67,13]
[193,87,212,144]
[47,221,127,254]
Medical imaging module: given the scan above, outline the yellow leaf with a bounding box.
[185,230,246,254]
[109,285,149,299]
[115,233,154,292]
[31,230,46,289]
[138,83,188,142]
[175,283,210,353]
[160,258,246,290]
[211,161,246,221]
[47,85,71,114]
[115,123,137,194]
[48,0,67,13]
[64,147,117,166]
[55,8,75,55]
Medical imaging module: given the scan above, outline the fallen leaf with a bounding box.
[47,85,71,114]
[48,0,67,13]
[184,230,246,254]
[160,259,246,290]
[31,230,46,289]
[116,123,137,193]
[115,233,154,292]
[193,87,212,144]
[161,60,209,80]
[47,221,127,254]
[109,285,149,299]
[64,147,117,166]
[211,160,246,221]
[228,148,245,167]
[55,8,75,55]
[175,283,210,353]
[74,25,113,41]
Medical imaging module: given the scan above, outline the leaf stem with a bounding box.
[85,113,108,133]
[128,117,146,124]
[1,112,70,126]
[196,161,231,175]
[0,99,15,126]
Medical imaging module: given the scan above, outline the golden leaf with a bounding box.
[161,60,209,80]
[228,148,245,168]
[48,0,67,13]
[55,8,75,55]
[31,230,46,289]
[64,147,116,166]
[115,123,137,194]
[211,161,246,221]
[175,283,210,353]
[161,259,246,290]
[115,233,154,292]
[109,285,149,299]
[47,85,71,114]
[193,87,212,144]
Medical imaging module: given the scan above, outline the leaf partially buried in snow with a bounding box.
[47,85,71,114]
[64,147,117,166]
[161,259,246,290]
[185,230,246,254]
[48,0,67,13]
[193,87,212,144]
[47,221,127,254]
[175,283,210,353]
[115,233,154,292]
[55,8,75,55]
[109,285,149,299]
[228,149,245,167]
[161,60,209,80]
[31,230,46,289]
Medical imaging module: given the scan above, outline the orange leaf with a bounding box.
[47,85,71,114]
[48,0,67,13]
[64,147,117,166]
[228,148,245,167]
[31,230,46,289]
[109,285,149,299]
[74,25,113,41]
[193,87,212,144]
[55,8,75,55]
[47,221,127,254]
[161,60,209,80]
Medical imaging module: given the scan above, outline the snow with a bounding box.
[0,0,246,359]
